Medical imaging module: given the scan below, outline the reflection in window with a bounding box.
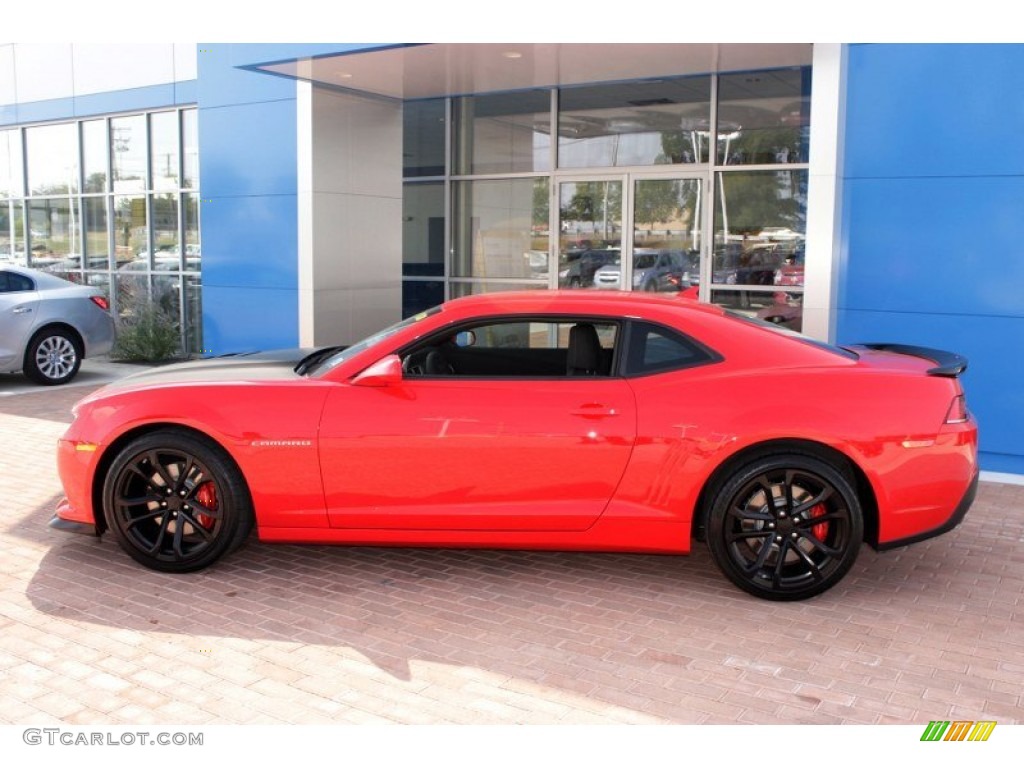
[449,281,545,299]
[150,112,180,191]
[182,109,199,190]
[712,170,807,287]
[114,195,147,263]
[559,77,712,168]
[452,178,550,280]
[111,115,146,193]
[1,130,24,198]
[557,180,622,288]
[183,192,200,269]
[82,197,109,267]
[150,194,180,269]
[403,182,444,277]
[184,275,203,354]
[454,91,551,175]
[26,124,78,195]
[404,100,445,178]
[717,68,811,165]
[27,198,79,266]
[712,288,804,333]
[82,120,108,193]
[402,279,444,318]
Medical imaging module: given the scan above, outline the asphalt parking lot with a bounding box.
[1,362,1022,725]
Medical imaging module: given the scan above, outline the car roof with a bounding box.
[442,290,726,317]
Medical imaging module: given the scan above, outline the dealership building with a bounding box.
[1,42,1022,478]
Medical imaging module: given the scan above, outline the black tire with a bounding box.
[24,327,82,385]
[102,430,253,572]
[706,454,863,601]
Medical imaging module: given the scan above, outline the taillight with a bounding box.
[945,394,968,424]
[90,296,110,312]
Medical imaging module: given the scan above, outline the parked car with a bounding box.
[0,266,115,385]
[774,246,805,287]
[593,249,699,291]
[558,249,619,288]
[51,291,977,601]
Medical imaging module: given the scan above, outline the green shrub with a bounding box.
[112,304,181,362]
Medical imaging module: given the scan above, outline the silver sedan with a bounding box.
[0,266,115,385]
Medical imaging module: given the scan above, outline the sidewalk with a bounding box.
[0,371,1021,725]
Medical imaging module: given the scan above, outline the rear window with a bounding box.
[624,321,720,376]
[724,310,859,360]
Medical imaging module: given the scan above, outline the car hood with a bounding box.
[99,348,321,391]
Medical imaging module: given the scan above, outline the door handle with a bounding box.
[571,403,619,419]
[13,307,32,314]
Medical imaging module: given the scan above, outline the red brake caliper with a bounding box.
[809,504,828,541]
[193,482,218,529]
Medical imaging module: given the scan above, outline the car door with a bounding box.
[0,271,40,366]
[318,318,638,531]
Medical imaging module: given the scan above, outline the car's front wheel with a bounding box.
[706,454,863,600]
[102,430,253,572]
[24,328,81,385]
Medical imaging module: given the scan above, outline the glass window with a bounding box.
[624,321,717,376]
[82,119,108,193]
[402,279,444,319]
[0,202,10,262]
[26,124,78,195]
[0,270,33,292]
[557,180,622,288]
[403,99,445,178]
[717,68,811,165]
[27,198,80,266]
[0,129,24,198]
[449,281,545,298]
[11,202,25,266]
[151,193,180,269]
[712,170,807,287]
[82,197,109,268]
[712,289,805,334]
[115,271,148,321]
[184,275,203,354]
[183,192,200,270]
[405,319,617,378]
[559,77,712,168]
[111,115,147,193]
[403,182,444,277]
[454,90,551,175]
[114,195,148,265]
[452,178,550,280]
[150,111,180,191]
[182,109,199,190]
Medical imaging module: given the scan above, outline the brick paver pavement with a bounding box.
[1,380,1022,725]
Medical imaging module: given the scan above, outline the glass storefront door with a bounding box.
[556,173,705,294]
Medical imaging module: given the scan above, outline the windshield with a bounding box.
[304,305,443,376]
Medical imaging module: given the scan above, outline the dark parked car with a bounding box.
[558,249,619,288]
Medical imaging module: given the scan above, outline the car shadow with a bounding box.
[23,485,1024,724]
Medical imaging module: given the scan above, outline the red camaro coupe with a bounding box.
[51,292,978,600]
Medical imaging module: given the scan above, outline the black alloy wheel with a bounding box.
[707,454,863,600]
[103,430,253,572]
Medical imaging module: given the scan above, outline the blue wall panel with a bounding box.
[840,44,1024,473]
[200,194,298,290]
[199,100,298,198]
[196,43,393,354]
[845,44,1024,178]
[201,285,299,355]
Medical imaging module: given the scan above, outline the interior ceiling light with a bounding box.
[336,71,353,80]
[502,51,523,59]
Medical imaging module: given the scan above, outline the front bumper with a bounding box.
[49,502,98,536]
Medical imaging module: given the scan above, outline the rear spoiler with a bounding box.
[859,343,968,377]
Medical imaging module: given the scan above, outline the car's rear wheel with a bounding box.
[102,430,253,572]
[24,328,81,385]
[706,454,863,601]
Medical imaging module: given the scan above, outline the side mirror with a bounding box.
[454,330,476,348]
[351,355,403,387]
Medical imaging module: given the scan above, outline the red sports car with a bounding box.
[51,292,978,601]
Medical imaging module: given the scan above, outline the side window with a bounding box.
[403,319,619,378]
[625,321,718,376]
[0,272,33,293]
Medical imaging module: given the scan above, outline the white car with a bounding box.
[0,266,115,385]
